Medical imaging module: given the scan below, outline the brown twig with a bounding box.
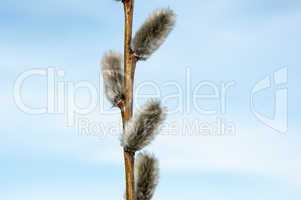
[122,0,137,200]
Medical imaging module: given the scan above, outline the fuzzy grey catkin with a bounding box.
[132,8,176,60]
[121,100,166,152]
[135,152,159,200]
[101,51,124,107]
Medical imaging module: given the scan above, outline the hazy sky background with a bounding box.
[1,0,300,200]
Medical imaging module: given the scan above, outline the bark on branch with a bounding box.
[122,1,137,200]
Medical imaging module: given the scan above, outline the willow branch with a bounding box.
[122,1,137,200]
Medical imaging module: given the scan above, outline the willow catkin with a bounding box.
[135,152,159,200]
[132,8,176,60]
[101,51,124,107]
[121,100,166,152]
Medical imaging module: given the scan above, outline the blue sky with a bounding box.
[1,0,301,200]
